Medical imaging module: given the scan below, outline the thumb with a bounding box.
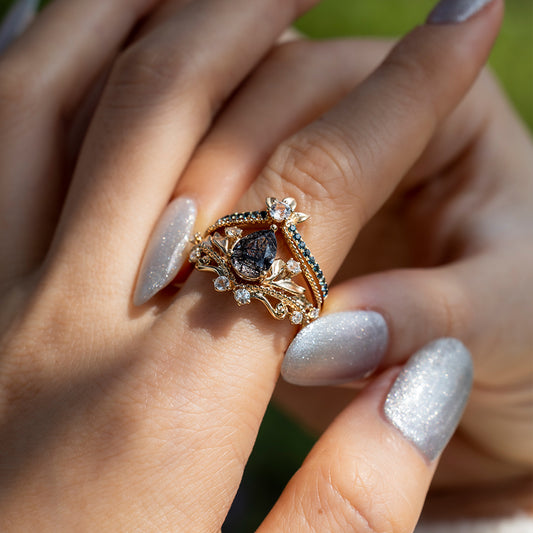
[259,339,472,532]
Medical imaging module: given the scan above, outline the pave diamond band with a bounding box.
[189,197,328,327]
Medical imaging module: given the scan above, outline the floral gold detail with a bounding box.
[189,197,328,326]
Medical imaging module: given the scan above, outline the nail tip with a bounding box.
[133,270,173,306]
[133,196,197,307]
[426,0,495,25]
[384,336,473,461]
[282,310,389,386]
[132,288,151,307]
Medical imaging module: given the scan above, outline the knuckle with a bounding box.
[432,271,473,339]
[108,41,194,107]
[303,456,398,533]
[265,125,367,218]
[378,41,440,128]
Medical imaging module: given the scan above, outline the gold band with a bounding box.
[189,197,328,327]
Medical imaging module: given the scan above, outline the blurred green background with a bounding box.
[0,0,531,128]
[1,0,531,531]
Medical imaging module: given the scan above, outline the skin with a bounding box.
[0,0,531,530]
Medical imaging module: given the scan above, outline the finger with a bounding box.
[175,39,390,228]
[281,239,533,472]
[1,0,163,113]
[281,243,531,381]
[0,0,164,281]
[280,62,533,389]
[45,0,324,300]
[260,339,473,532]
[242,0,503,282]
[134,39,391,304]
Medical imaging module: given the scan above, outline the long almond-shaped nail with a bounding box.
[281,311,389,386]
[427,0,495,24]
[0,0,38,53]
[134,197,197,306]
[384,338,473,462]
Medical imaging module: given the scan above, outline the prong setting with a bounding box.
[190,198,328,327]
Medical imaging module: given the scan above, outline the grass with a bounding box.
[295,0,533,128]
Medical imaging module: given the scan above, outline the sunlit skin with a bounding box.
[0,0,531,530]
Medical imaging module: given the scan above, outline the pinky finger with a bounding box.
[259,339,472,532]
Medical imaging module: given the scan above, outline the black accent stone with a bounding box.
[231,230,277,280]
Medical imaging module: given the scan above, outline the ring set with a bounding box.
[189,197,328,327]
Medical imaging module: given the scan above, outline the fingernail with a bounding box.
[384,338,473,462]
[134,197,197,306]
[427,0,495,24]
[0,0,39,53]
[281,311,389,386]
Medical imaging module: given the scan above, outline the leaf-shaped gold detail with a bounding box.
[265,258,285,281]
[288,212,309,224]
[270,279,306,296]
[210,233,230,255]
[282,197,297,211]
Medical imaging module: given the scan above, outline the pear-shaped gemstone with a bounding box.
[231,230,277,280]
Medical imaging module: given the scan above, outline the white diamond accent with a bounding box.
[286,259,301,275]
[290,311,303,325]
[234,288,251,305]
[309,308,320,320]
[275,303,287,316]
[268,199,292,222]
[225,227,243,237]
[189,247,201,262]
[214,276,230,292]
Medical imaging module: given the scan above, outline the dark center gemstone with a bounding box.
[230,229,277,280]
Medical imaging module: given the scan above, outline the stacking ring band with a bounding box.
[189,197,328,327]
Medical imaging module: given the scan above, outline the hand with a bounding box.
[273,37,533,518]
[0,0,529,531]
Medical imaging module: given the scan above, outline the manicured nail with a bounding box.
[384,338,473,462]
[427,0,495,24]
[281,311,389,386]
[0,0,39,53]
[134,197,197,306]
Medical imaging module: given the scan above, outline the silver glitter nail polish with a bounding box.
[281,311,389,386]
[133,197,197,306]
[427,0,495,24]
[384,338,473,462]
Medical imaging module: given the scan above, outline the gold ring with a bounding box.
[189,197,328,327]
